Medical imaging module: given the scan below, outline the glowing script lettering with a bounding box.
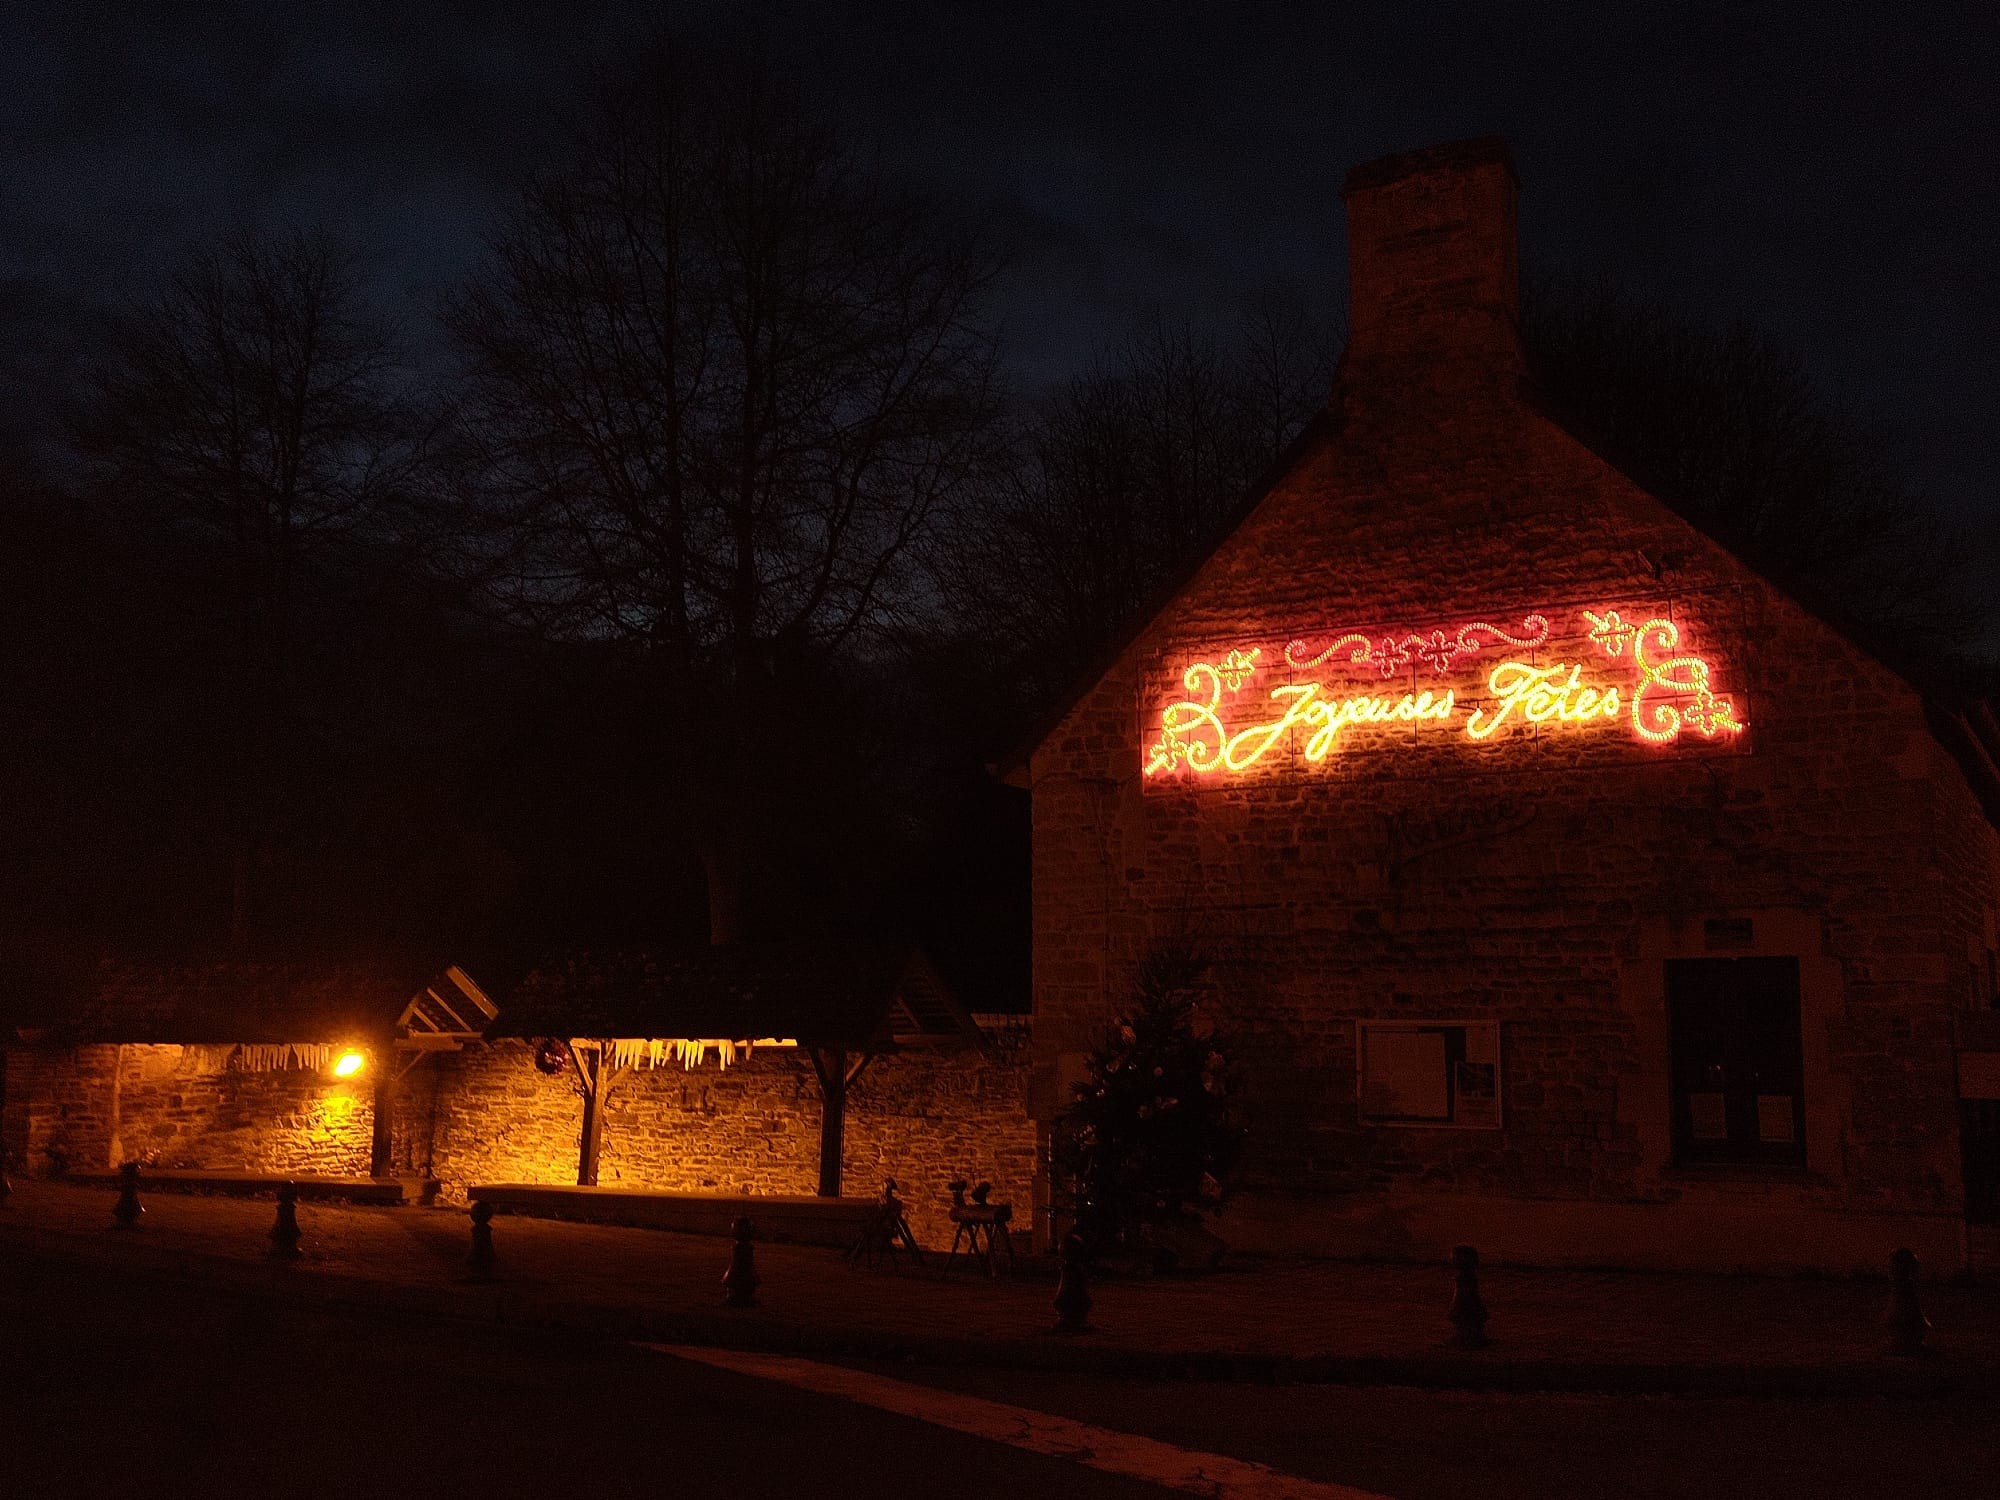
[1144,607,1741,780]
[1464,661,1620,740]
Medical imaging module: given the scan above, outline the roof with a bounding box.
[489,941,979,1052]
[994,409,1337,785]
[998,382,2000,828]
[8,954,494,1048]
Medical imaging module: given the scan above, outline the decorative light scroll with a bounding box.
[1286,615,1550,676]
[1145,606,1741,779]
[1584,610,1742,742]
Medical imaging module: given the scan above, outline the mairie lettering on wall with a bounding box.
[1143,606,1743,781]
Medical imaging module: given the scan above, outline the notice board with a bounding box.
[1357,1020,1502,1129]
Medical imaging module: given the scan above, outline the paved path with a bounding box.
[3,1181,1996,1392]
[0,1249,1176,1500]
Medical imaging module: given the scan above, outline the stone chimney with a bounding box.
[1341,138,1522,372]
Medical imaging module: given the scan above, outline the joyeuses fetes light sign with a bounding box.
[1142,609,1742,780]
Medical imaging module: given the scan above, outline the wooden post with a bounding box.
[569,1042,623,1188]
[369,1070,395,1179]
[809,1048,874,1199]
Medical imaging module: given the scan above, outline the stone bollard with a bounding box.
[1448,1244,1489,1349]
[266,1181,304,1259]
[466,1200,498,1281]
[1883,1247,1929,1357]
[111,1161,143,1230]
[1052,1231,1092,1334]
[723,1215,759,1308]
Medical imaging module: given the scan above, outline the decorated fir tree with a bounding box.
[1053,943,1239,1266]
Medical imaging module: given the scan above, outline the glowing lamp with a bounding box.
[332,1050,365,1078]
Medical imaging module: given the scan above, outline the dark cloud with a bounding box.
[2,1,1995,532]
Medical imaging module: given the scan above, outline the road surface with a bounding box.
[0,1249,1991,1498]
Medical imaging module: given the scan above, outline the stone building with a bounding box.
[1013,139,2000,1274]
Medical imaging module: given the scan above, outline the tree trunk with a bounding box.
[577,1084,605,1187]
[369,1070,395,1179]
[812,1047,846,1198]
[229,841,252,951]
[704,844,746,947]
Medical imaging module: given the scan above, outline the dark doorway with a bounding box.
[1667,957,1806,1167]
[1961,1101,2000,1226]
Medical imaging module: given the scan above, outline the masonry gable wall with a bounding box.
[1028,369,1988,1268]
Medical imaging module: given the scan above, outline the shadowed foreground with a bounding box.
[2,1247,1997,1499]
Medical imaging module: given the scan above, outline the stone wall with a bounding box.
[414,1030,1035,1248]
[2,1029,1037,1251]
[1,1044,373,1177]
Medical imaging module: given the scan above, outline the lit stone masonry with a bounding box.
[2,1029,1036,1253]
[413,1033,1036,1250]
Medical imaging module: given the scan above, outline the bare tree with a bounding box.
[1523,278,1981,657]
[70,228,431,946]
[445,38,1003,941]
[938,297,1338,714]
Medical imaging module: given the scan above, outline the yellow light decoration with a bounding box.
[1464,661,1620,740]
[1145,606,1741,779]
[1621,615,1743,743]
[332,1050,365,1078]
[603,1037,800,1071]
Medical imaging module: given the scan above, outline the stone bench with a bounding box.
[468,1183,878,1247]
[65,1169,435,1206]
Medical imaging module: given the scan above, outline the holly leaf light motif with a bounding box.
[1215,647,1260,692]
[1373,636,1413,678]
[1680,687,1742,738]
[1583,609,1637,657]
[1413,629,1461,674]
[1145,734,1188,774]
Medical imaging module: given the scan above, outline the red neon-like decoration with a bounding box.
[1286,614,1550,675]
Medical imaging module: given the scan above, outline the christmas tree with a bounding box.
[1053,943,1239,1264]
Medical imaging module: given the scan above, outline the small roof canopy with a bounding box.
[8,955,496,1053]
[490,941,979,1054]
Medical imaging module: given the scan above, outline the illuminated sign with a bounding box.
[1144,607,1741,779]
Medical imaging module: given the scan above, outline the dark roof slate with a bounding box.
[14,956,449,1046]
[489,941,973,1052]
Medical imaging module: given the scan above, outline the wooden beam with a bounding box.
[392,1034,465,1052]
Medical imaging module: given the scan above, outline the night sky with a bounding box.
[3,2,1995,541]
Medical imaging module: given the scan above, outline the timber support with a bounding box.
[569,1041,626,1187]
